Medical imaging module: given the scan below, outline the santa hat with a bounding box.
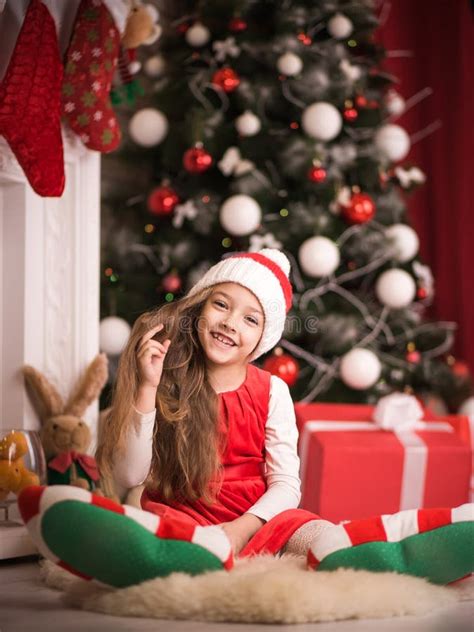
[187,249,293,361]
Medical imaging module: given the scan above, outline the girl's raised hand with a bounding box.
[136,324,171,389]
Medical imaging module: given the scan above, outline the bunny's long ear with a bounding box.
[22,366,64,423]
[64,353,109,417]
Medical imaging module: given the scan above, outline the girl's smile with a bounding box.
[210,331,237,348]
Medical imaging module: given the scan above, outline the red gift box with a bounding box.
[442,413,474,502]
[294,402,471,523]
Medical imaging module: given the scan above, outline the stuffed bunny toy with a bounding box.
[22,354,108,493]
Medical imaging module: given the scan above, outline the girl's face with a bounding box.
[197,282,264,367]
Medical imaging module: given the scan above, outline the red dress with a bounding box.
[141,364,318,556]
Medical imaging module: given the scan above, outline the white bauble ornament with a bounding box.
[298,236,340,277]
[327,13,353,39]
[386,224,420,263]
[302,102,342,141]
[375,269,416,309]
[185,22,210,47]
[459,396,474,416]
[235,111,261,136]
[220,195,262,236]
[129,108,168,146]
[99,317,131,355]
[374,124,411,162]
[385,90,406,116]
[128,60,141,74]
[340,348,382,390]
[144,54,166,77]
[277,52,303,76]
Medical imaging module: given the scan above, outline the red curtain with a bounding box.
[376,0,474,370]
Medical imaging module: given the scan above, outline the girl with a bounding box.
[18,249,473,588]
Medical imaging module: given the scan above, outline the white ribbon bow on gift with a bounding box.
[373,392,424,431]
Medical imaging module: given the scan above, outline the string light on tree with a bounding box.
[277,52,303,77]
[183,145,213,173]
[129,108,168,147]
[340,348,382,390]
[386,224,420,262]
[235,111,261,136]
[219,194,262,236]
[185,22,211,47]
[301,102,342,141]
[147,185,179,216]
[375,269,416,308]
[375,124,411,162]
[99,316,131,356]
[263,348,299,386]
[327,13,353,39]
[161,271,182,294]
[299,236,340,277]
[212,67,240,92]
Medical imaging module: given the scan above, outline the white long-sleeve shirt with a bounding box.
[113,375,301,522]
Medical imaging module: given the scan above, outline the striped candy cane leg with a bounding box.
[307,504,474,584]
[18,485,233,588]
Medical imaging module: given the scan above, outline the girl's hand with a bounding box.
[220,514,264,556]
[136,324,171,389]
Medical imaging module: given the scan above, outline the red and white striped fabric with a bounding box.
[19,485,233,580]
[308,504,474,570]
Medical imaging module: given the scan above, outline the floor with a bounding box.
[0,558,473,632]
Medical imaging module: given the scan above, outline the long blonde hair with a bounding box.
[97,286,224,503]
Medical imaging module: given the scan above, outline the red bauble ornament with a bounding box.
[147,186,179,216]
[355,95,368,108]
[263,352,299,386]
[341,192,376,224]
[211,67,240,92]
[228,17,247,32]
[162,272,182,294]
[176,22,190,34]
[452,361,470,378]
[183,146,213,173]
[307,166,327,183]
[379,170,389,188]
[297,32,312,46]
[406,350,421,364]
[417,287,428,300]
[343,107,358,122]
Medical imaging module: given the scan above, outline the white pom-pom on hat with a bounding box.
[258,248,291,277]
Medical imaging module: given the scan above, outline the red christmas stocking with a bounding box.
[62,0,121,153]
[0,0,65,197]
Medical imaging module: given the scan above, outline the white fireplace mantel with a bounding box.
[0,130,101,558]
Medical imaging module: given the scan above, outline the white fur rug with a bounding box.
[39,556,473,624]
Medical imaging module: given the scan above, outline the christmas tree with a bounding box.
[100,0,471,410]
